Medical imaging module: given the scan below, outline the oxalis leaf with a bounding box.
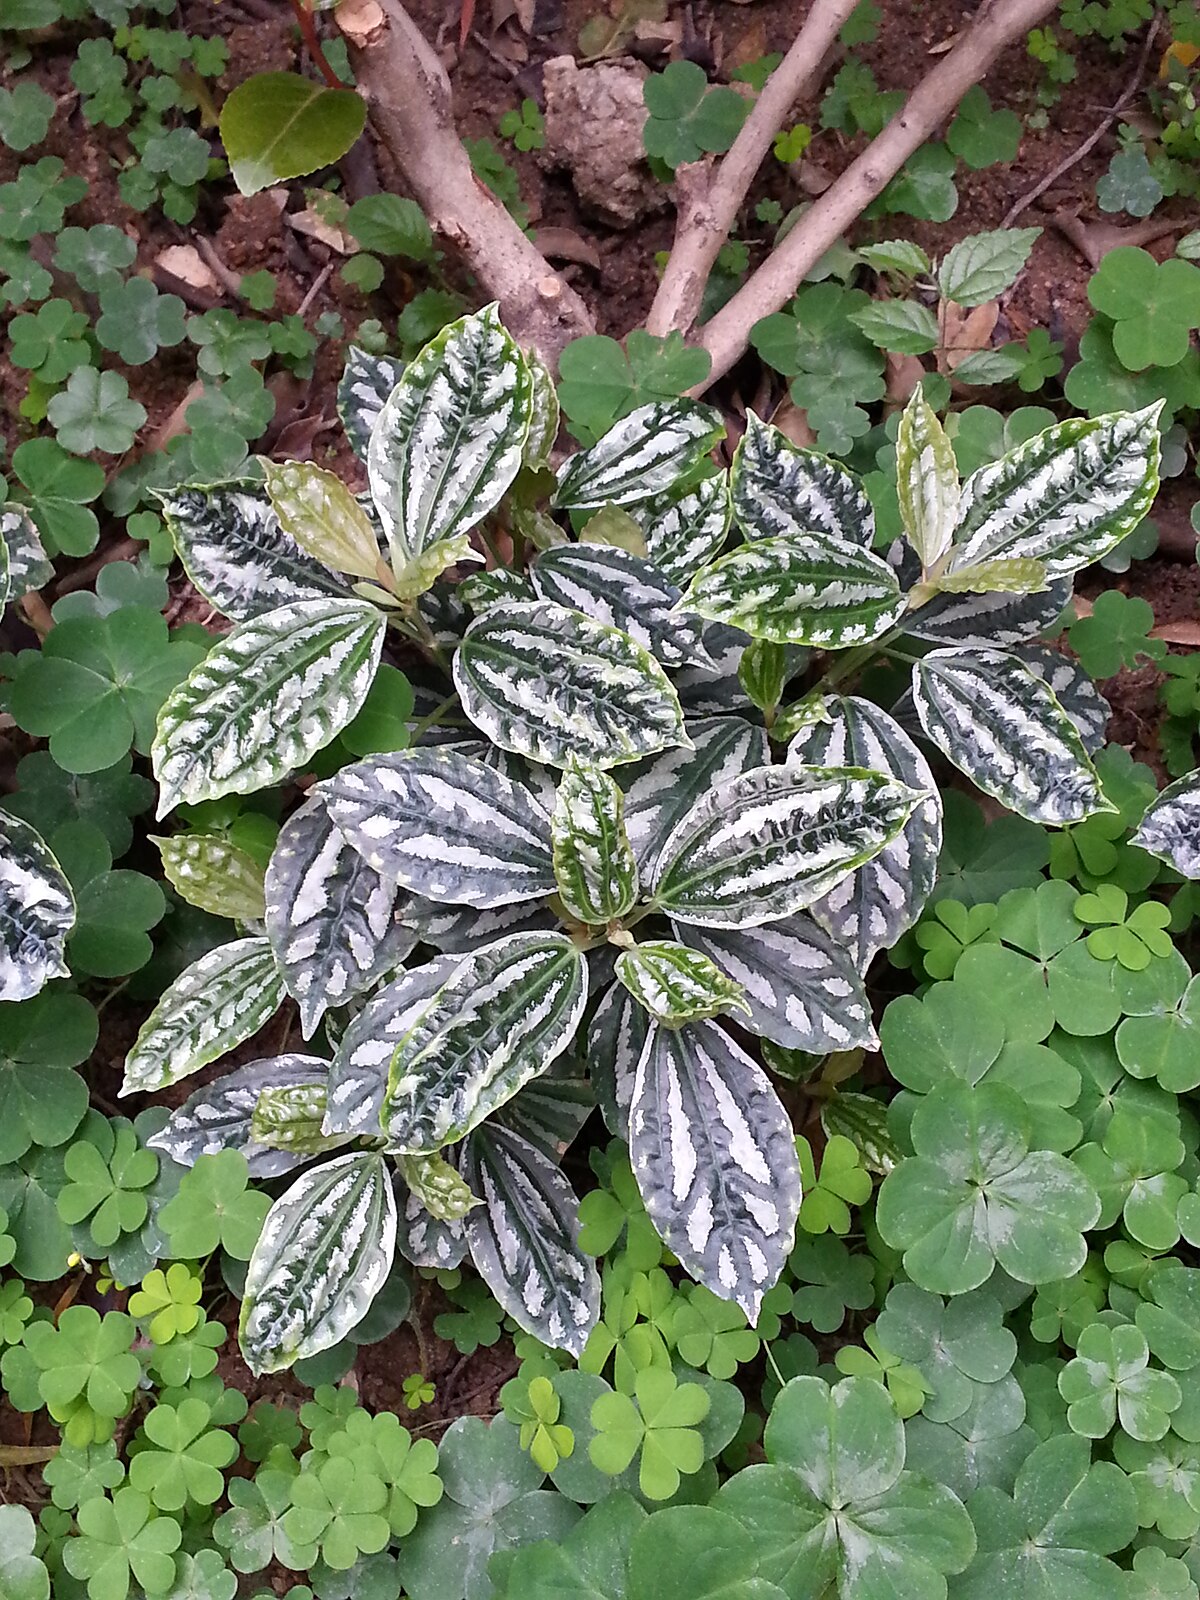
[381,932,587,1152]
[553,401,725,512]
[616,940,748,1027]
[148,1054,331,1178]
[152,598,386,816]
[911,648,1113,826]
[730,411,875,546]
[219,70,367,197]
[651,764,924,930]
[1131,770,1200,879]
[239,1150,396,1374]
[552,756,639,924]
[260,458,383,582]
[531,542,715,669]
[453,598,690,770]
[152,832,266,923]
[630,1017,801,1321]
[0,809,75,1003]
[367,303,532,568]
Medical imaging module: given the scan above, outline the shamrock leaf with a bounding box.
[10,298,90,382]
[557,331,711,447]
[95,275,187,365]
[10,437,105,556]
[642,61,748,170]
[1073,883,1172,970]
[1116,971,1200,1093]
[50,822,165,978]
[42,1440,125,1511]
[433,1277,505,1356]
[834,1325,928,1418]
[1114,1428,1200,1538]
[128,1397,238,1510]
[0,1504,49,1600]
[577,1146,663,1271]
[158,1149,270,1261]
[281,1457,392,1572]
[589,1367,711,1499]
[128,1263,203,1344]
[26,1305,140,1446]
[946,86,1022,169]
[6,751,154,858]
[214,1470,310,1574]
[788,1235,875,1335]
[54,225,137,291]
[1067,591,1165,679]
[1097,144,1165,218]
[1087,247,1200,370]
[500,1374,575,1473]
[57,1119,158,1251]
[47,368,147,456]
[671,1285,764,1381]
[1057,1321,1181,1441]
[875,1284,1017,1423]
[322,1408,444,1537]
[62,1486,182,1600]
[0,988,93,1165]
[1073,1106,1188,1251]
[796,1134,873,1235]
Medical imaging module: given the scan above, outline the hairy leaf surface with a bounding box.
[731,411,875,546]
[0,810,74,1003]
[553,401,724,512]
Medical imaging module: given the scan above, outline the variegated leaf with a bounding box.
[395,1177,469,1269]
[674,624,760,714]
[159,486,352,623]
[147,1054,330,1178]
[675,916,878,1052]
[730,411,875,546]
[324,956,461,1137]
[337,345,405,460]
[240,1151,396,1374]
[552,401,725,512]
[911,647,1114,825]
[896,389,958,570]
[821,1092,900,1175]
[616,940,748,1028]
[250,1082,343,1154]
[265,795,415,1039]
[453,599,689,770]
[617,719,768,886]
[405,895,559,954]
[368,303,532,566]
[652,765,924,930]
[322,747,554,908]
[586,982,648,1141]
[531,543,715,669]
[498,1069,594,1156]
[459,568,536,615]
[261,458,384,581]
[630,1018,801,1321]
[461,1122,599,1354]
[786,696,942,970]
[153,598,387,815]
[1,506,52,599]
[738,640,792,714]
[631,476,732,586]
[0,810,74,1003]
[152,833,267,923]
[524,350,560,470]
[899,576,1072,648]
[947,404,1162,579]
[381,932,587,1152]
[390,532,483,600]
[120,937,284,1096]
[1019,644,1109,754]
[1132,771,1200,878]
[679,532,905,649]
[551,756,639,924]
[922,557,1047,597]
[396,1152,481,1221]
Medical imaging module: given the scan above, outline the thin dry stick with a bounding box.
[694,0,1060,390]
[645,0,859,339]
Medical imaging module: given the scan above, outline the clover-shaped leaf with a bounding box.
[502,1374,575,1473]
[1073,1106,1188,1251]
[796,1135,872,1236]
[128,1263,203,1344]
[1088,247,1200,370]
[1117,972,1200,1093]
[642,61,748,170]
[58,1119,158,1251]
[42,1440,125,1512]
[129,1398,238,1510]
[158,1149,270,1261]
[1057,1321,1181,1441]
[589,1366,711,1500]
[322,1409,444,1537]
[281,1457,393,1572]
[834,1325,929,1418]
[214,1469,309,1575]
[1073,882,1172,969]
[28,1305,140,1446]
[62,1486,182,1600]
[875,1284,1017,1424]
[0,988,93,1165]
[47,368,147,456]
[788,1235,875,1335]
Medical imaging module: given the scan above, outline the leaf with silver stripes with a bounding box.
[629,1018,801,1321]
[251,1082,345,1155]
[396,1177,469,1269]
[587,981,648,1141]
[1132,771,1200,878]
[1,506,52,599]
[821,1092,900,1176]
[680,533,905,648]
[160,485,354,624]
[459,568,536,616]
[261,458,384,581]
[674,626,761,714]
[153,833,266,923]
[322,747,554,908]
[337,345,405,460]
[900,576,1072,649]
[368,303,532,566]
[616,940,748,1028]
[524,350,560,470]
[912,648,1114,825]
[631,476,732,586]
[153,598,386,816]
[552,401,725,513]
[787,696,942,970]
[265,795,415,1038]
[1018,644,1109,754]
[454,599,689,770]
[497,1069,594,1156]
[120,936,284,1096]
[147,1054,331,1178]
[461,1122,600,1355]
[405,895,559,954]
[896,389,958,570]
[552,756,639,925]
[652,765,925,930]
[532,543,715,669]
[0,810,74,1003]
[240,1151,396,1374]
[396,1152,481,1222]
[382,932,588,1152]
[730,411,875,547]
[946,404,1162,580]
[675,916,877,1053]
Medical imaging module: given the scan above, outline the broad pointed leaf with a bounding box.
[630,1018,801,1320]
[525,350,560,471]
[497,1069,594,1157]
[587,982,649,1141]
[900,579,1072,648]
[397,1151,481,1221]
[396,1176,469,1269]
[896,390,958,570]
[337,346,405,461]
[153,598,386,815]
[261,458,383,581]
[912,648,1112,825]
[453,599,689,770]
[1018,644,1109,754]
[924,557,1047,597]
[652,765,924,930]
[616,941,748,1028]
[391,532,483,599]
[152,832,266,922]
[730,411,875,546]
[240,1151,396,1373]
[1,506,52,598]
[532,543,714,669]
[406,895,559,954]
[632,477,732,586]
[250,1081,341,1154]
[552,757,639,924]
[1132,770,1200,878]
[147,1054,331,1178]
[553,402,724,513]
[0,810,74,1003]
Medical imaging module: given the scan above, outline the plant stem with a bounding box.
[410,691,465,742]
[765,1343,788,1392]
[288,0,343,89]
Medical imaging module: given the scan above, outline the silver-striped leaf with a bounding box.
[459,568,536,616]
[453,599,689,770]
[552,401,725,513]
[631,476,732,586]
[265,794,415,1038]
[911,648,1114,825]
[396,1151,481,1222]
[1,507,53,599]
[680,532,905,649]
[367,303,532,566]
[497,1069,594,1157]
[152,833,267,923]
[675,916,878,1053]
[461,1122,600,1355]
[405,895,559,954]
[896,389,958,570]
[524,350,560,471]
[821,1092,900,1175]
[551,756,639,925]
[616,940,748,1028]
[120,936,285,1096]
[531,543,715,669]
[1132,771,1200,878]
[250,1082,344,1155]
[395,1176,469,1269]
[147,1054,331,1178]
[587,981,648,1141]
[730,411,875,547]
[261,459,384,581]
[159,485,353,622]
[674,625,761,714]
[786,696,942,970]
[381,932,588,1152]
[630,1018,801,1321]
[899,576,1072,649]
[946,405,1162,579]
[153,598,387,815]
[0,810,74,1003]
[651,764,925,930]
[322,747,555,908]
[337,345,405,460]
[1018,644,1110,754]
[239,1151,397,1374]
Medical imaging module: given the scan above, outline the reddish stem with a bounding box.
[288,0,342,89]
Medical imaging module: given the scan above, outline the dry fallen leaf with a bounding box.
[939,298,999,373]
[534,226,602,270]
[155,245,219,293]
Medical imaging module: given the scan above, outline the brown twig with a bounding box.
[288,0,343,89]
[296,260,334,316]
[194,236,243,297]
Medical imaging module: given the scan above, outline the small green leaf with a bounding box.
[153,833,267,922]
[261,458,383,581]
[220,71,368,196]
[552,756,639,924]
[616,940,748,1027]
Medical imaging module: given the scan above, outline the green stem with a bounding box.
[410,692,466,742]
[765,1343,787,1391]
